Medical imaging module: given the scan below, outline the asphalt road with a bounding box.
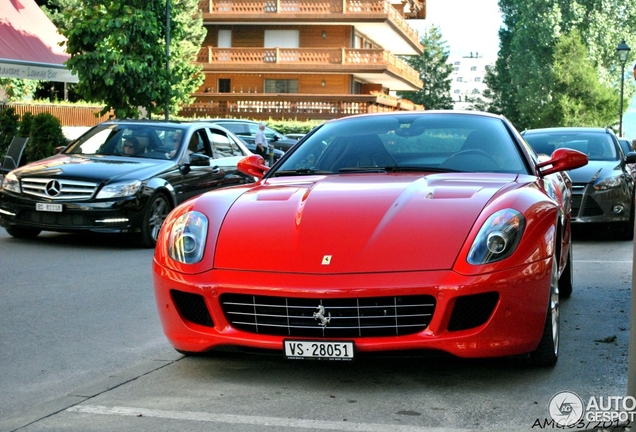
[0,225,633,431]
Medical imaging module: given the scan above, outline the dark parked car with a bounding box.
[0,120,255,247]
[204,119,298,152]
[523,127,636,239]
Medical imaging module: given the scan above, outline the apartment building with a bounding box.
[179,0,427,120]
[449,52,493,110]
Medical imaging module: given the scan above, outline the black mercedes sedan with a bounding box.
[0,120,255,247]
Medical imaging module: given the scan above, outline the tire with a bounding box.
[5,226,41,239]
[558,243,573,298]
[140,193,171,248]
[529,257,559,367]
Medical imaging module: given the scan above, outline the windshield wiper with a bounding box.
[338,167,388,173]
[272,169,333,177]
[385,165,462,173]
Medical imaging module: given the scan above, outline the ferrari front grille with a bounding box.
[220,294,436,338]
[21,178,97,200]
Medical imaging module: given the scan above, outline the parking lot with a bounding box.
[0,226,633,431]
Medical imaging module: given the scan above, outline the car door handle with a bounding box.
[212,166,221,174]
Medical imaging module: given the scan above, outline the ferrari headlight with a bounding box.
[594,175,622,190]
[96,180,142,199]
[467,209,525,265]
[1,172,20,193]
[168,211,208,264]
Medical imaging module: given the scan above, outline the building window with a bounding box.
[454,90,460,94]
[453,67,459,72]
[472,88,480,94]
[475,77,482,82]
[264,79,298,93]
[264,30,299,48]
[470,66,477,71]
[454,61,460,65]
[457,77,463,82]
[218,78,231,93]
[218,29,232,48]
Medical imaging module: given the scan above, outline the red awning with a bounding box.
[0,0,76,82]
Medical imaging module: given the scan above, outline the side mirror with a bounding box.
[179,153,210,175]
[188,153,211,167]
[537,148,588,176]
[626,151,636,164]
[238,154,270,179]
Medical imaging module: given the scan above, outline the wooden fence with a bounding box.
[0,103,111,127]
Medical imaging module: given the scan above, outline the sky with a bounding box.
[412,0,503,59]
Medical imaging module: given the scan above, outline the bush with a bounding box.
[23,113,67,164]
[18,111,34,137]
[0,107,20,158]
[266,119,323,136]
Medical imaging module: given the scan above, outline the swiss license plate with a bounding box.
[284,340,354,361]
[36,203,63,212]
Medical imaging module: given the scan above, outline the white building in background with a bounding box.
[449,53,494,110]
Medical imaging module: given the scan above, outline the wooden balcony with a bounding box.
[196,47,423,90]
[179,93,424,121]
[198,0,423,55]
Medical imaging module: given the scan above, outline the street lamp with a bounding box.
[616,40,631,137]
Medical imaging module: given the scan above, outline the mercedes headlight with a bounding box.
[467,209,525,265]
[96,180,142,199]
[168,211,208,264]
[1,172,20,193]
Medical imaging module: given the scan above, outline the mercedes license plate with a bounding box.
[36,203,63,212]
[284,340,354,361]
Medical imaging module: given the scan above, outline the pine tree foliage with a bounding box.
[398,26,454,110]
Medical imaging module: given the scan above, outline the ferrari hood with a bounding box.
[213,173,519,273]
[11,154,173,183]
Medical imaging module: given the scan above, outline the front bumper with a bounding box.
[571,183,633,224]
[153,259,552,359]
[0,192,145,234]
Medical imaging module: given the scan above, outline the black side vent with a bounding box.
[447,292,499,331]
[171,290,214,327]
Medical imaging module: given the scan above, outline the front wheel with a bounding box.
[558,243,573,298]
[529,258,559,367]
[6,226,41,239]
[140,194,172,248]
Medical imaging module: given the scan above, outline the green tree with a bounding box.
[61,0,206,118]
[39,0,77,31]
[397,26,454,110]
[488,0,636,129]
[543,31,619,127]
[0,78,39,102]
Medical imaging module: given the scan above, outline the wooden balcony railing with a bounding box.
[179,93,424,121]
[196,47,423,88]
[198,0,421,48]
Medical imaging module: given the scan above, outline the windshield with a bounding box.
[524,132,619,161]
[274,113,529,175]
[64,124,185,161]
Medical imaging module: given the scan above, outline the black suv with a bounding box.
[204,119,298,152]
